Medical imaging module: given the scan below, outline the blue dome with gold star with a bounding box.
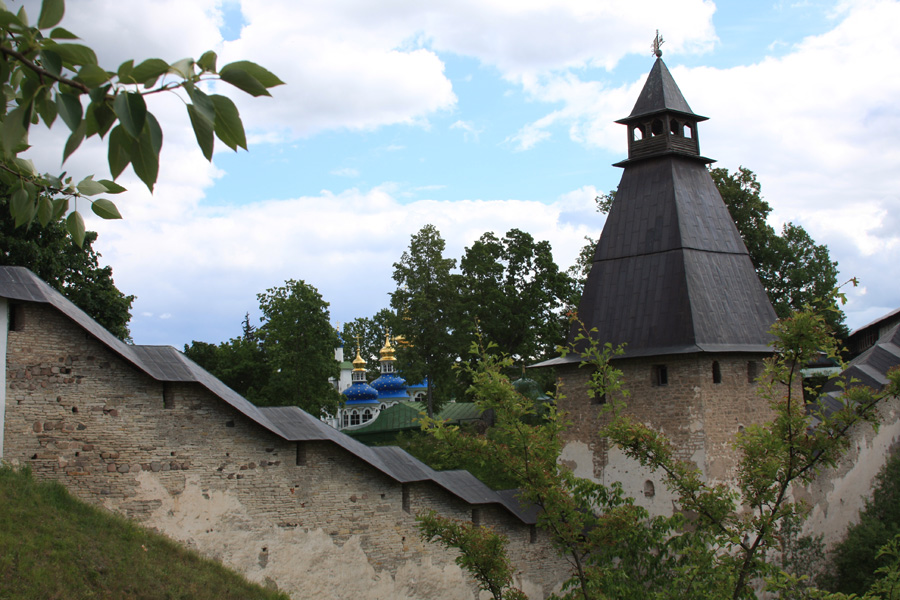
[371,333,408,401]
[343,348,379,405]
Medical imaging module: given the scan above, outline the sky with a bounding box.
[18,0,900,348]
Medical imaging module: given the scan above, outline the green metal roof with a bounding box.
[347,401,483,437]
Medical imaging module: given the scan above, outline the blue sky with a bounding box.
[21,0,900,347]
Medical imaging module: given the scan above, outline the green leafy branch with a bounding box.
[0,0,283,244]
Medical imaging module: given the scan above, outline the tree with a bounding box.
[390,224,462,417]
[459,229,575,364]
[822,450,900,595]
[185,282,342,416]
[710,167,845,337]
[183,314,270,399]
[0,0,282,244]
[254,280,342,416]
[419,295,900,600]
[0,192,133,339]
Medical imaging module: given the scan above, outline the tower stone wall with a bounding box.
[556,353,774,514]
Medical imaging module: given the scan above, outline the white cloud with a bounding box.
[450,120,483,142]
[331,168,360,178]
[503,0,900,329]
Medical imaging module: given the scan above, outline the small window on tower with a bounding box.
[652,365,668,386]
[669,119,681,136]
[363,409,372,423]
[8,303,24,331]
[350,411,360,426]
[684,123,694,139]
[632,125,644,141]
[651,118,663,136]
[712,361,722,384]
[747,361,759,384]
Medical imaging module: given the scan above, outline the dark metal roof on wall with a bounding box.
[0,266,533,524]
[816,322,900,421]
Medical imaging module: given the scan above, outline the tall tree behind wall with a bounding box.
[185,282,342,417]
[254,280,342,416]
[390,224,462,417]
[0,195,134,340]
[459,229,575,363]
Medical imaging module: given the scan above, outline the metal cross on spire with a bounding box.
[652,30,664,58]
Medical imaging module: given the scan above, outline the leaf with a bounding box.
[90,198,122,219]
[187,104,214,160]
[220,60,284,89]
[113,91,146,139]
[98,179,126,194]
[43,41,97,67]
[49,27,78,39]
[56,92,82,131]
[66,210,85,247]
[117,59,134,82]
[107,125,132,179]
[85,98,115,138]
[75,64,111,87]
[36,194,53,226]
[51,197,68,219]
[10,186,33,227]
[39,49,62,78]
[218,65,269,97]
[186,85,215,122]
[1,104,30,157]
[126,58,168,86]
[76,175,107,196]
[35,91,58,127]
[130,114,162,191]
[210,94,246,151]
[168,57,193,79]
[62,120,85,163]
[37,0,64,29]
[197,50,217,73]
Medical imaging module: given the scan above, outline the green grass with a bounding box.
[0,465,290,600]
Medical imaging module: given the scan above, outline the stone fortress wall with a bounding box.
[1,299,568,600]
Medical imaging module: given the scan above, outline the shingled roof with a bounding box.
[563,58,776,361]
[617,57,706,122]
[0,265,535,524]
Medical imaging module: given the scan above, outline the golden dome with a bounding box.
[379,333,396,361]
[352,347,367,371]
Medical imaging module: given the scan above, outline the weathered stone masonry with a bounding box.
[2,297,567,600]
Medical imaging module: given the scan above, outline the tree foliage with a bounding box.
[185,281,342,417]
[390,224,462,416]
[822,450,900,595]
[418,294,900,599]
[0,0,281,244]
[418,509,527,600]
[0,191,133,339]
[459,229,575,364]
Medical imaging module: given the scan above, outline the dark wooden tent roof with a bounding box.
[618,57,706,122]
[565,58,776,361]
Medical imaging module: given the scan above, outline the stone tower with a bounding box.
[548,57,778,514]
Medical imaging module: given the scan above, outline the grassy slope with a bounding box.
[0,465,290,600]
